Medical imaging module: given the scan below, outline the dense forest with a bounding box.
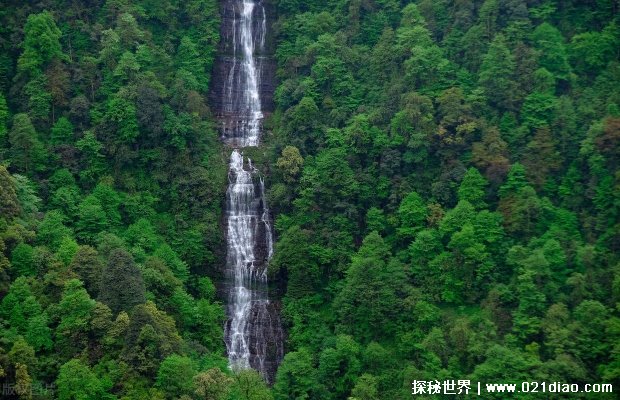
[0,0,619,399]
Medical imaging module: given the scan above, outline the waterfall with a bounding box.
[221,0,265,147]
[215,0,283,383]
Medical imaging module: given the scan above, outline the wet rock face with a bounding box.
[224,299,284,384]
[210,0,283,385]
[209,0,276,146]
[222,151,284,385]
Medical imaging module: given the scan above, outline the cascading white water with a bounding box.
[219,0,283,382]
[221,0,265,147]
[225,149,272,370]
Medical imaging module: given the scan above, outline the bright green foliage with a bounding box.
[478,34,517,110]
[50,117,74,145]
[153,243,189,282]
[24,74,53,122]
[350,374,379,400]
[532,23,571,81]
[11,242,36,276]
[273,349,321,400]
[57,359,109,400]
[37,210,72,250]
[231,369,273,400]
[56,279,96,354]
[570,24,619,74]
[156,354,197,398]
[76,195,109,242]
[17,11,63,75]
[8,113,46,173]
[104,96,139,143]
[397,191,427,240]
[0,277,52,351]
[56,236,79,266]
[317,335,362,398]
[458,167,488,209]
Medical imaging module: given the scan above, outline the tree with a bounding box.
[231,369,273,400]
[532,23,570,81]
[12,174,40,219]
[458,167,488,209]
[76,195,109,243]
[335,232,406,342]
[523,127,562,189]
[104,96,139,143]
[37,210,72,251]
[56,236,79,266]
[190,298,225,352]
[0,93,8,147]
[350,374,379,400]
[273,349,322,400]
[0,165,20,219]
[471,127,510,183]
[498,164,542,237]
[570,25,619,75]
[177,36,208,91]
[56,279,96,354]
[14,362,33,399]
[76,131,106,183]
[318,335,362,398]
[270,226,320,298]
[478,34,517,110]
[397,191,427,241]
[70,246,104,297]
[113,51,140,82]
[57,359,108,400]
[24,74,53,122]
[17,11,63,76]
[520,92,556,129]
[8,113,46,173]
[156,355,197,398]
[50,117,74,145]
[99,248,146,314]
[513,264,547,340]
[122,301,182,374]
[276,145,304,183]
[284,96,320,147]
[194,368,233,400]
[1,278,52,351]
[11,242,36,276]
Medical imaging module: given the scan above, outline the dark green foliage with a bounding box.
[0,165,20,219]
[265,0,620,398]
[0,1,227,397]
[0,0,618,398]
[334,233,406,342]
[99,248,145,314]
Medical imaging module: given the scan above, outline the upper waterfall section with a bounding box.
[210,0,276,147]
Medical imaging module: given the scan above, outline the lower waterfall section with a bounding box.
[223,149,283,383]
